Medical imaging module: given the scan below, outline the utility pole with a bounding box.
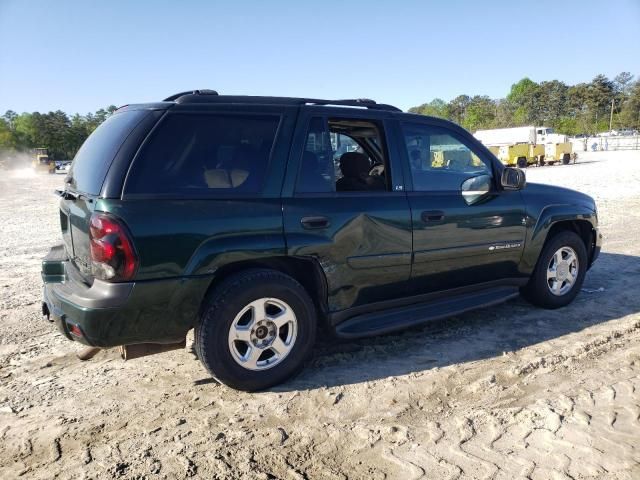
[609,98,615,132]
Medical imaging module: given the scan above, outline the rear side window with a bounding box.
[125,113,281,196]
[69,110,149,195]
[296,116,390,194]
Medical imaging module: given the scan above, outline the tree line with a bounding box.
[409,72,640,135]
[1,73,638,161]
[0,106,117,160]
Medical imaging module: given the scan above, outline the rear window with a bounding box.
[68,110,149,195]
[125,113,281,196]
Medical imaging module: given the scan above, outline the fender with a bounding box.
[520,203,597,274]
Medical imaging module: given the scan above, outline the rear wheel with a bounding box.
[516,157,527,168]
[195,269,317,391]
[562,153,571,165]
[537,155,545,166]
[521,231,587,309]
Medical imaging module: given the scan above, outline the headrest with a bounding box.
[340,152,370,178]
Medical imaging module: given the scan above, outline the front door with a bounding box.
[283,110,412,314]
[399,120,527,294]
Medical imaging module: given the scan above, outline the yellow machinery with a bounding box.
[474,125,575,167]
[430,149,485,169]
[497,144,546,167]
[33,148,55,173]
[544,142,573,165]
[530,144,545,164]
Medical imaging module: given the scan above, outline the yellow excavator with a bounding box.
[33,147,55,173]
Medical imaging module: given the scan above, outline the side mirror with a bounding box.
[501,167,526,190]
[461,174,491,205]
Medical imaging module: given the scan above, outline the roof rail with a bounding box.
[304,98,401,112]
[162,91,401,112]
[163,89,219,101]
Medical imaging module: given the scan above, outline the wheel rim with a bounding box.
[547,246,579,296]
[227,298,298,371]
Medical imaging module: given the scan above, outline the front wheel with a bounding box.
[195,269,317,391]
[521,231,587,309]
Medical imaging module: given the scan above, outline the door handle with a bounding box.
[421,210,445,223]
[301,216,330,229]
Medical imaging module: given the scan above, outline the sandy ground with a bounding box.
[0,151,639,479]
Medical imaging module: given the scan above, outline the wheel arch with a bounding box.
[546,219,594,255]
[197,256,329,329]
[521,205,597,274]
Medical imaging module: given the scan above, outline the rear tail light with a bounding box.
[89,212,138,282]
[68,323,84,338]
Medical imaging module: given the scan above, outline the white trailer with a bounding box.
[474,126,567,146]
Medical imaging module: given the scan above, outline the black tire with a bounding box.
[562,154,571,165]
[195,269,317,391]
[520,231,587,309]
[516,157,527,168]
[538,155,545,167]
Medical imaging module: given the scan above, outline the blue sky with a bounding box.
[1,0,639,114]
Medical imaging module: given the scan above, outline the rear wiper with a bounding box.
[54,189,93,202]
[54,189,78,200]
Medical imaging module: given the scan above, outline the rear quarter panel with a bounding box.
[92,197,286,340]
[96,198,286,279]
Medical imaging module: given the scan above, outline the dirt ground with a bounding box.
[1,151,639,479]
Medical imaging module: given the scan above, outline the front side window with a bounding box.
[296,117,389,193]
[402,123,491,192]
[126,113,280,195]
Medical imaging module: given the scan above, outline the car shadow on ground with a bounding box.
[262,251,640,391]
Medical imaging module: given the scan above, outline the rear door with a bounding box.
[60,108,157,280]
[398,119,527,293]
[282,108,412,315]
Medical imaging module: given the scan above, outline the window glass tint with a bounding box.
[297,117,388,193]
[126,114,280,195]
[402,123,491,192]
[69,110,148,195]
[297,117,334,193]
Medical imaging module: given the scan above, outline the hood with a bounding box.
[523,182,597,213]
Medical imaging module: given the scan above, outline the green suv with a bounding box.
[42,91,602,391]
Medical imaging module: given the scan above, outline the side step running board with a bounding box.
[334,286,519,339]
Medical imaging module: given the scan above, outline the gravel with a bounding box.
[0,152,639,479]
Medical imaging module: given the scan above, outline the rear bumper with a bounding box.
[42,245,210,347]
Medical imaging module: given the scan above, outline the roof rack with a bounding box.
[163,90,401,112]
[304,98,401,112]
[163,89,219,101]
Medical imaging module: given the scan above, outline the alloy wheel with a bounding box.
[227,298,298,371]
